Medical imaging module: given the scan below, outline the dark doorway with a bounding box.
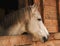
[0,0,18,15]
[28,0,34,5]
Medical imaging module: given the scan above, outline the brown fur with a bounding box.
[0,7,31,35]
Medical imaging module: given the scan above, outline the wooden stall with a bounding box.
[43,0,58,33]
[58,0,60,31]
[0,0,60,46]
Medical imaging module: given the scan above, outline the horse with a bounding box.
[0,4,49,42]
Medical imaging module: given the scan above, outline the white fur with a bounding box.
[28,5,49,42]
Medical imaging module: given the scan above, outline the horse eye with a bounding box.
[37,19,41,21]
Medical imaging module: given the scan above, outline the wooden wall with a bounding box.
[58,0,60,31]
[59,0,60,15]
[43,0,58,33]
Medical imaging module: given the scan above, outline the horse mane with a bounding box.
[0,6,31,29]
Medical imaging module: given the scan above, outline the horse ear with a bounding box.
[30,4,39,12]
[32,4,36,7]
[30,4,35,8]
[30,4,36,12]
[32,4,39,9]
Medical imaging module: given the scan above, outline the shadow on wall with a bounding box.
[0,0,18,14]
[56,0,60,32]
[0,0,34,14]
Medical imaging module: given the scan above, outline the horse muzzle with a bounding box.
[42,35,49,42]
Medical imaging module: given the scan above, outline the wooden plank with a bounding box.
[43,0,58,33]
[32,33,60,41]
[53,33,60,39]
[32,40,60,46]
[1,39,60,46]
[43,0,56,6]
[59,0,60,30]
[0,35,32,46]
[0,33,60,46]
[59,0,60,15]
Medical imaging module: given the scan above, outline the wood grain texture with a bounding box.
[43,0,58,33]
[0,33,60,46]
[59,0,60,30]
[59,0,60,15]
[0,35,32,46]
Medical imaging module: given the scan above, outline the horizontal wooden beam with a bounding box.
[0,33,60,46]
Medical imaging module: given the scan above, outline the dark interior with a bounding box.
[0,0,34,14]
[0,0,34,35]
[0,0,18,15]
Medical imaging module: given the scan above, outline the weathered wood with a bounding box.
[32,33,60,41]
[43,0,56,6]
[43,0,58,33]
[59,0,60,15]
[32,40,60,46]
[58,0,60,31]
[0,35,32,46]
[0,33,60,46]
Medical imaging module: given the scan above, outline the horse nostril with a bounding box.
[42,37,48,42]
